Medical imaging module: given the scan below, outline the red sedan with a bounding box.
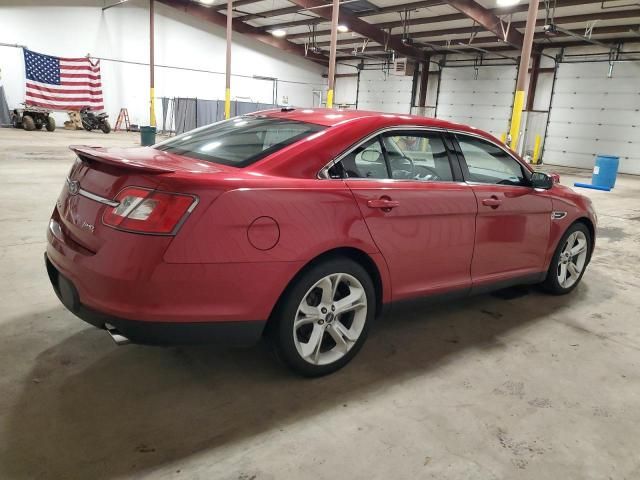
[46,109,596,376]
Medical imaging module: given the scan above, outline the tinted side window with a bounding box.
[457,135,527,186]
[329,137,389,179]
[381,132,453,181]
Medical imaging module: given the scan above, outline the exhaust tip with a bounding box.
[105,323,130,346]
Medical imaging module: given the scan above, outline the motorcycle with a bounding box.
[80,107,111,134]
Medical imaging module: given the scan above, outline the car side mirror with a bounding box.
[531,171,553,190]
[361,149,381,162]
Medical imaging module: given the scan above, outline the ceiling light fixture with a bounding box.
[271,29,287,37]
[198,0,217,5]
[496,0,519,6]
[337,25,349,33]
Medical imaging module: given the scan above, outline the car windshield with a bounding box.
[154,116,325,167]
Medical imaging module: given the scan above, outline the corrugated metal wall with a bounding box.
[436,65,517,137]
[543,62,640,174]
[357,69,413,114]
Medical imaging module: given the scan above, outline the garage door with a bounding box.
[357,68,413,114]
[436,65,517,137]
[544,62,640,175]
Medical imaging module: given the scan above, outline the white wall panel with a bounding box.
[544,61,640,174]
[357,69,413,114]
[436,65,516,136]
[335,76,358,107]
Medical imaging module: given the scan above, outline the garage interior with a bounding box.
[1,0,640,478]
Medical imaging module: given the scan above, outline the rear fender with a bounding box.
[163,182,381,265]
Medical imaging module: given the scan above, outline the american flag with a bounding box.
[23,49,104,111]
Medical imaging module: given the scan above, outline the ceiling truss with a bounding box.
[173,0,640,63]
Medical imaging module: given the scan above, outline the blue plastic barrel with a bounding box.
[592,155,619,189]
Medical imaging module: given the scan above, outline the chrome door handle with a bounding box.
[482,196,502,208]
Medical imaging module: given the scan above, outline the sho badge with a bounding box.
[81,221,95,233]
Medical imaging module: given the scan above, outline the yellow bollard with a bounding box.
[500,132,507,144]
[532,134,541,164]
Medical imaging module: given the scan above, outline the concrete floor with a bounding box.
[0,127,639,480]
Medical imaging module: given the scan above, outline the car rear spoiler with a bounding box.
[69,146,176,174]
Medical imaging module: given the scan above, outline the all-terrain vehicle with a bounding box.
[11,106,56,131]
[80,106,111,134]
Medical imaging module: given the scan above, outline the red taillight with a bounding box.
[103,187,197,235]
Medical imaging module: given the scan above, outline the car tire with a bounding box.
[22,115,36,131]
[45,116,56,132]
[541,222,591,295]
[270,257,375,377]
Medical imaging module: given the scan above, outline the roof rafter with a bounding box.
[156,0,328,64]
[312,9,640,48]
[254,0,443,32]
[337,25,639,57]
[446,0,524,48]
[283,0,608,41]
[286,0,427,60]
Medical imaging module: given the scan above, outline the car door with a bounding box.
[326,129,478,301]
[451,132,552,288]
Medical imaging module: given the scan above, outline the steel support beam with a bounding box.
[225,0,232,119]
[418,58,430,108]
[442,0,525,48]
[508,0,538,151]
[156,0,327,64]
[526,53,541,112]
[284,0,609,39]
[150,0,156,127]
[331,22,640,53]
[214,0,261,11]
[258,0,446,32]
[286,0,427,60]
[326,0,340,108]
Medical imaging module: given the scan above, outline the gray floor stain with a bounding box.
[597,226,625,242]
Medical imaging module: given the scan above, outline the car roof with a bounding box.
[250,107,479,132]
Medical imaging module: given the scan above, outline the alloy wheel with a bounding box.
[557,230,588,289]
[293,273,367,366]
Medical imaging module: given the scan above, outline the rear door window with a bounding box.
[456,134,529,186]
[154,117,325,167]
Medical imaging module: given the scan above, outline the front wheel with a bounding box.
[22,115,36,131]
[45,116,56,132]
[271,258,375,377]
[541,222,591,295]
[100,120,111,134]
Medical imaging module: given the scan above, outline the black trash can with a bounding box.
[140,126,157,146]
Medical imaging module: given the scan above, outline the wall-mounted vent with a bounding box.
[392,58,415,76]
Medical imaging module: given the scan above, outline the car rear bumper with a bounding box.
[45,253,267,345]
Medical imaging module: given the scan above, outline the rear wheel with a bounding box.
[541,223,591,295]
[22,115,35,131]
[271,258,374,377]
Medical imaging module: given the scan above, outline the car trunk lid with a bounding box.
[55,146,227,252]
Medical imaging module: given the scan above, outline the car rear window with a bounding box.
[154,116,325,167]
